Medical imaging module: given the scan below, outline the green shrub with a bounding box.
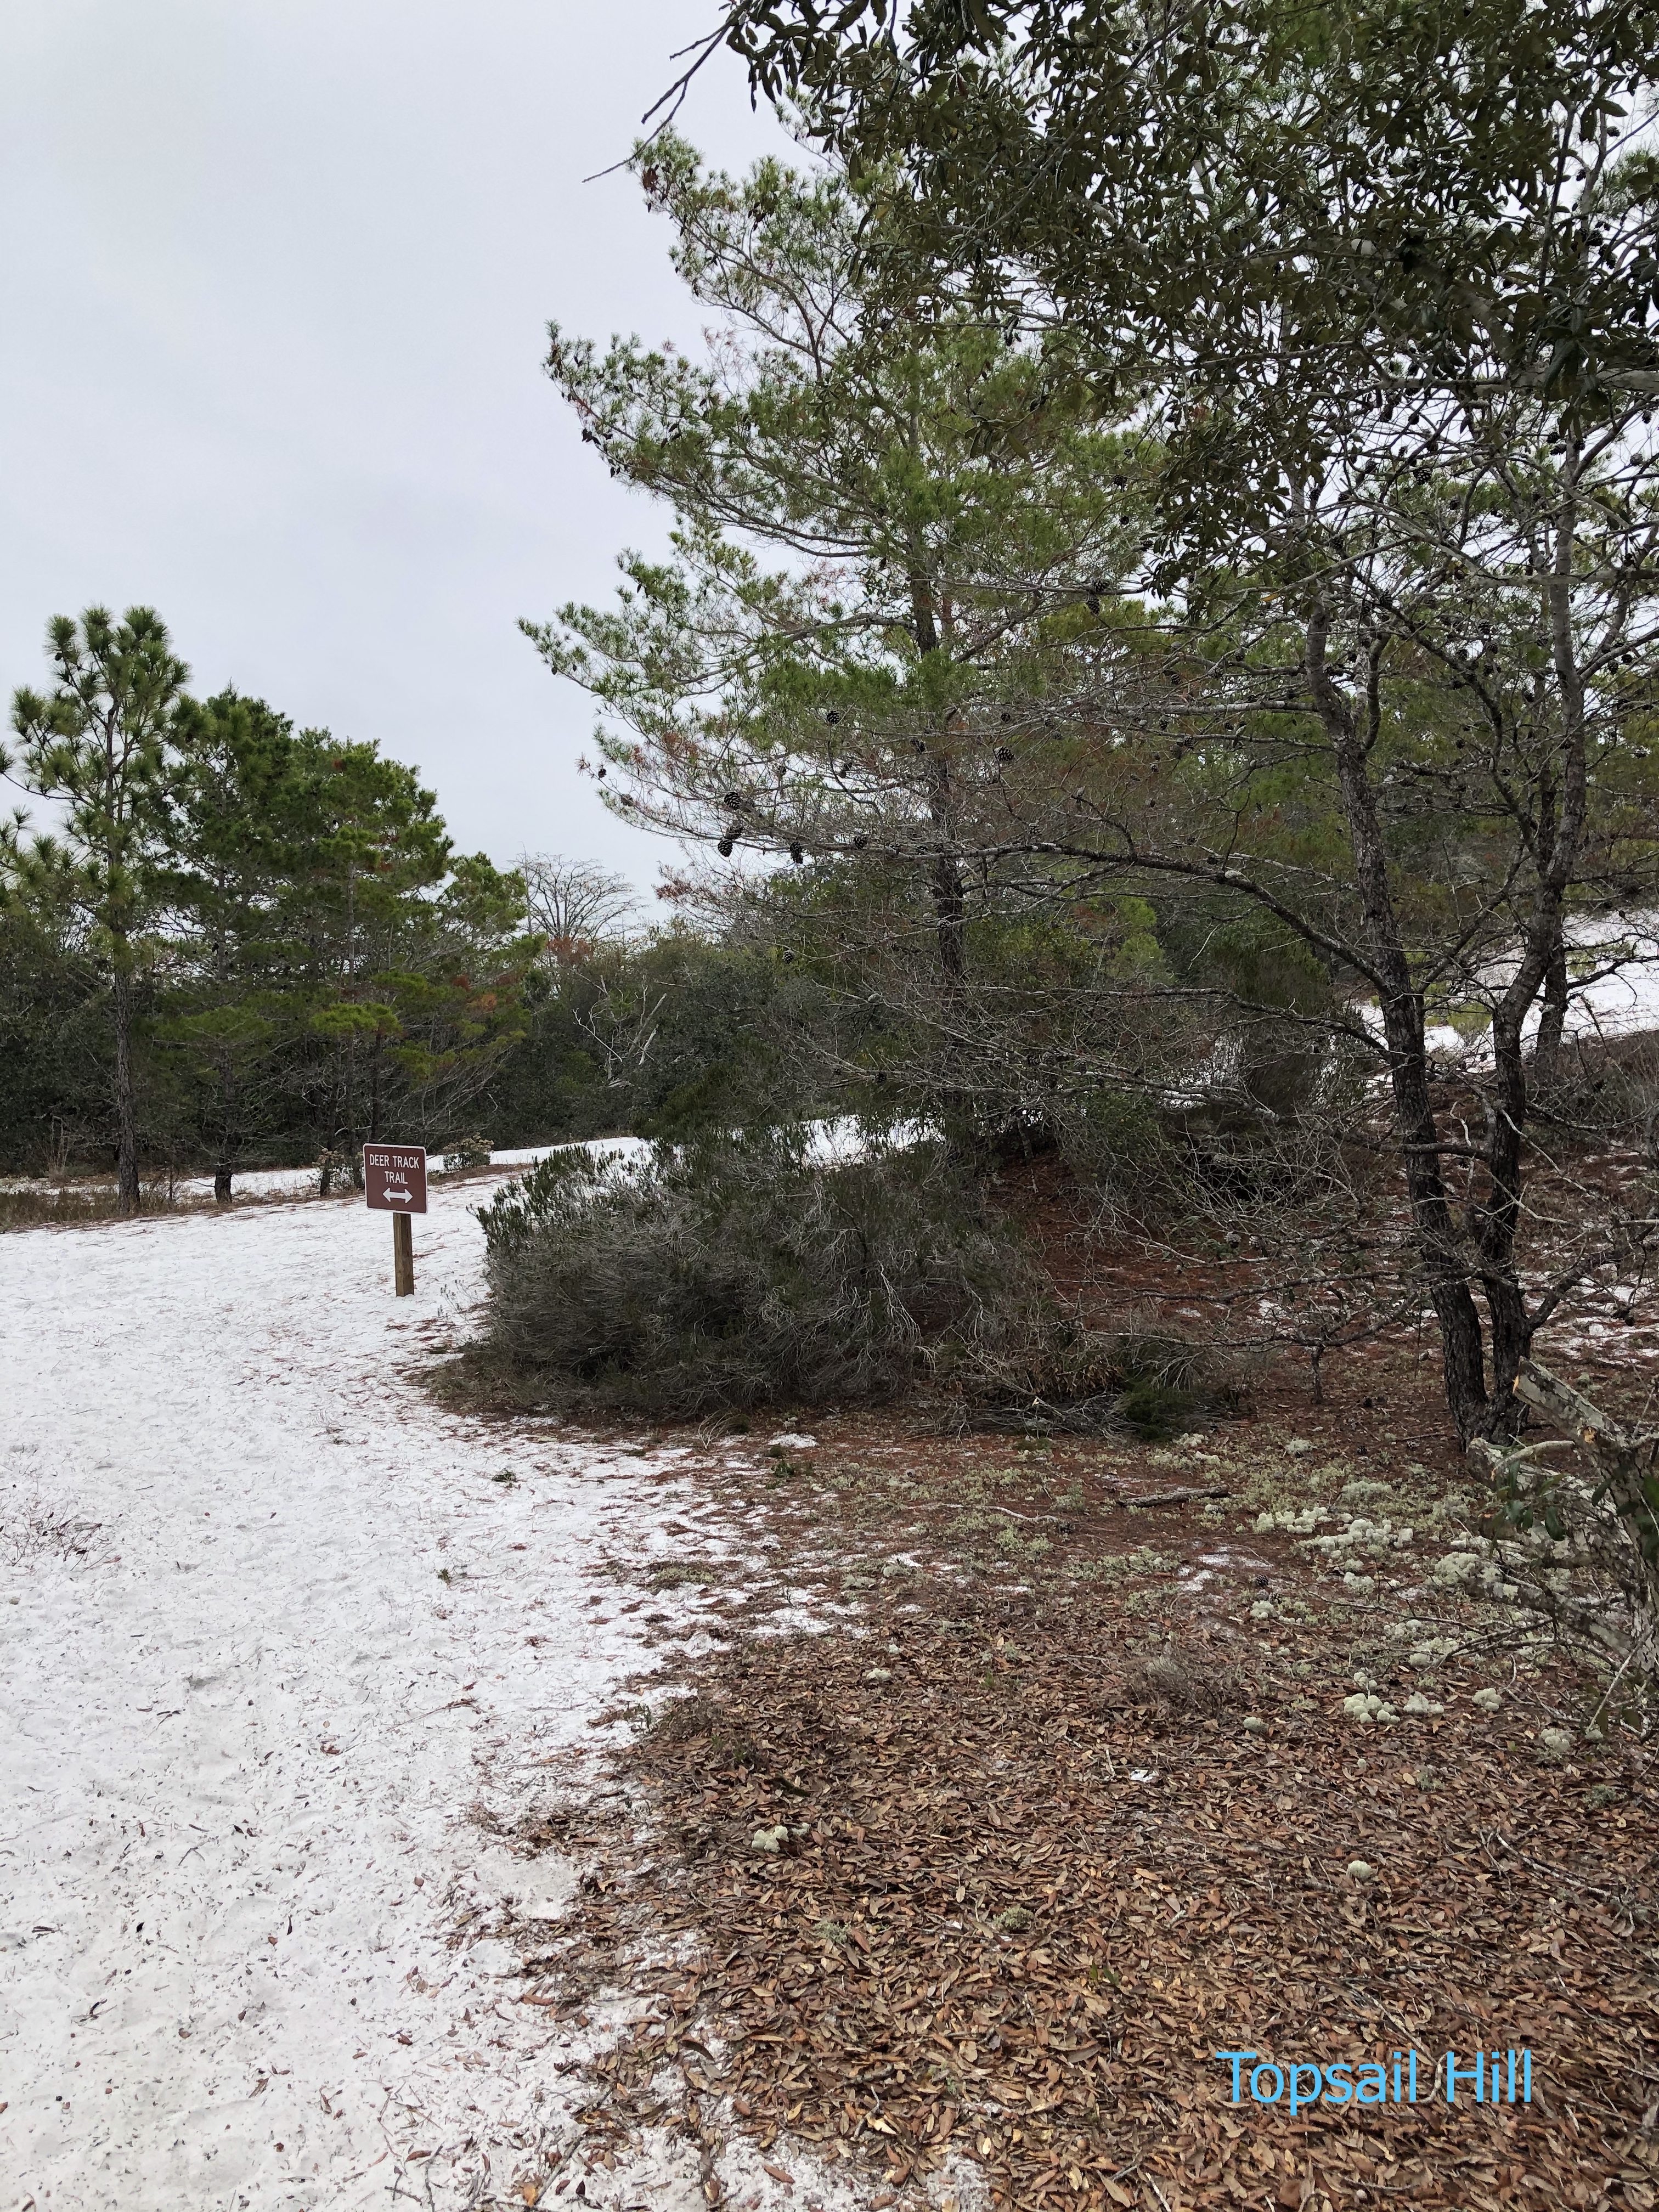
[475,1126,1030,1418]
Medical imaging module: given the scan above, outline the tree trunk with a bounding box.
[1390,995,1492,1441]
[1533,927,1569,1090]
[1471,453,1588,1434]
[909,578,968,990]
[1310,613,1490,1441]
[111,964,140,1216]
[927,782,967,989]
[1478,1017,1531,1435]
[214,1047,235,1205]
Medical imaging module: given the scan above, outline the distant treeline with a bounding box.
[0,610,809,1199]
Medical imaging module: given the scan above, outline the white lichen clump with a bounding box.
[1342,1691,1398,1723]
[1256,1506,1329,1536]
[1339,1479,1396,1511]
[1309,1516,1417,1557]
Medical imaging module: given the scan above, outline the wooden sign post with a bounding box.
[364,1144,427,1295]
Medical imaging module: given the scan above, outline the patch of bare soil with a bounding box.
[506,1377,1659,2212]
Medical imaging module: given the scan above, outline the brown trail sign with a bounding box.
[364,1144,426,1295]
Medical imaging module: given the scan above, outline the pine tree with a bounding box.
[7,608,189,1212]
[274,733,537,1163]
[526,136,1178,1136]
[160,690,306,1200]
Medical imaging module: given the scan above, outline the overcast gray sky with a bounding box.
[0,1,797,896]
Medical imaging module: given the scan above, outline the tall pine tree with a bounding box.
[7,608,189,1212]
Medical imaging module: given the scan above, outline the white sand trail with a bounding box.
[0,1183,723,2211]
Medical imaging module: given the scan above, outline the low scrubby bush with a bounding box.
[476,1126,1032,1418]
[956,1319,1259,1440]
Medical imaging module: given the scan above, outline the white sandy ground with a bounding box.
[1376,916,1659,1062]
[2,1125,922,1210]
[0,1181,938,2212]
[0,1143,647,1204]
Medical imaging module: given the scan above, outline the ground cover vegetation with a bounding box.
[476,1126,1028,1418]
[491,1380,1654,2212]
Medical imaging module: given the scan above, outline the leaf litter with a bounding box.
[515,1392,1659,2212]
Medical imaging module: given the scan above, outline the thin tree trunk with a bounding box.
[1479,1018,1531,1432]
[927,771,967,989]
[111,963,140,1216]
[1310,612,1490,1440]
[214,918,235,1205]
[1532,923,1569,1090]
[909,579,967,989]
[1473,448,1589,1434]
[1388,985,1491,1439]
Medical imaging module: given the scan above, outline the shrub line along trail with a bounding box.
[0,1178,747,2210]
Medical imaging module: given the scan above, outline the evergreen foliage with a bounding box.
[7,608,189,1211]
[525,46,1659,1439]
[2,633,542,1192]
[476,1126,1028,1416]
